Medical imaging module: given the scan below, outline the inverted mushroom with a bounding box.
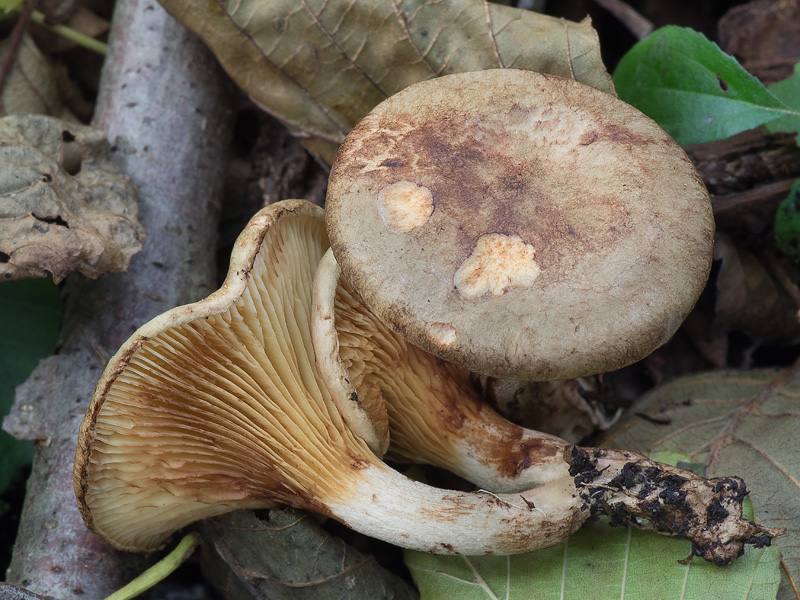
[325,69,715,381]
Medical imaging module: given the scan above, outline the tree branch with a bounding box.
[3,0,234,597]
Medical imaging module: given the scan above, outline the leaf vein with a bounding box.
[389,0,437,75]
[214,0,348,139]
[733,435,800,491]
[463,555,501,600]
[299,0,389,98]
[482,0,504,68]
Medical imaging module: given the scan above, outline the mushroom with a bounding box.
[74,199,586,555]
[309,250,784,564]
[74,200,780,563]
[325,69,715,381]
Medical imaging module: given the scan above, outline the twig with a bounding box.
[592,0,653,40]
[29,10,108,55]
[712,179,796,218]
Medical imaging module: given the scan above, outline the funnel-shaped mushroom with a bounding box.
[74,200,588,555]
[326,69,715,381]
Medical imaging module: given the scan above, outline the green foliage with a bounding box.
[613,26,799,145]
[775,180,800,261]
[0,279,61,495]
[0,0,23,15]
[766,63,800,143]
[406,495,779,600]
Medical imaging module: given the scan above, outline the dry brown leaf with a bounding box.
[201,509,418,600]
[159,0,614,164]
[0,34,64,117]
[0,115,144,283]
[602,368,800,599]
[714,233,800,344]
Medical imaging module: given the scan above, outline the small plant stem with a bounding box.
[592,0,653,40]
[29,9,107,55]
[104,533,201,600]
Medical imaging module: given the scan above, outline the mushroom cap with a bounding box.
[326,69,714,381]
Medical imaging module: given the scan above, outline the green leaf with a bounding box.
[613,26,799,145]
[0,278,61,494]
[766,63,800,143]
[158,0,614,165]
[406,504,780,600]
[774,179,800,261]
[0,0,23,14]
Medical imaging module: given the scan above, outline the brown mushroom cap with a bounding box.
[326,69,714,381]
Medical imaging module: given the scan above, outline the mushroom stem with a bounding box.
[327,457,584,555]
[570,447,785,564]
[331,449,784,562]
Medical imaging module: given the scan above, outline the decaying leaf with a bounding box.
[201,509,418,600]
[158,0,614,164]
[714,233,800,344]
[601,368,800,599]
[0,34,64,117]
[482,376,620,443]
[0,115,144,283]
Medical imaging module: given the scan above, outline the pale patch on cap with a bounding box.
[377,181,434,233]
[454,234,541,300]
[425,321,457,348]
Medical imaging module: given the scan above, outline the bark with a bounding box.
[2,1,234,597]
